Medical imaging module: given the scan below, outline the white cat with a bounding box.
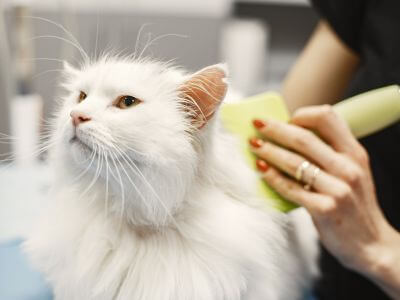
[24,56,317,300]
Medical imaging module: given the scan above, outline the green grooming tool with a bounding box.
[220,85,400,212]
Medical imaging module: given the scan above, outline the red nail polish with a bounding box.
[249,137,263,148]
[253,119,266,129]
[256,159,269,172]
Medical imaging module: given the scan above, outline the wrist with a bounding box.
[360,226,400,293]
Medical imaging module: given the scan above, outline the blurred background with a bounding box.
[0,0,318,298]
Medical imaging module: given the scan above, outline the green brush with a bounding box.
[220,85,400,212]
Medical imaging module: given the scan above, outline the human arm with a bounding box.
[283,20,360,113]
[250,106,400,299]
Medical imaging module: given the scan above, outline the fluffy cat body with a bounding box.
[25,56,316,300]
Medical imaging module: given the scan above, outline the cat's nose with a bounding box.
[70,111,92,127]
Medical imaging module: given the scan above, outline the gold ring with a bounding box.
[295,160,311,181]
[304,166,320,190]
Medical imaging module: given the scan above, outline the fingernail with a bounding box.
[249,137,263,148]
[253,119,266,129]
[256,159,269,172]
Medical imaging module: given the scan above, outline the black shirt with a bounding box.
[311,1,400,299]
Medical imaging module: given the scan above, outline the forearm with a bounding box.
[283,20,360,113]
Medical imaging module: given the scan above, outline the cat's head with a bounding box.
[53,56,228,226]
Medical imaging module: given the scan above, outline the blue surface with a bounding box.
[0,239,53,300]
[305,292,318,300]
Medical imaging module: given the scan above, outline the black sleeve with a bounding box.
[311,0,366,53]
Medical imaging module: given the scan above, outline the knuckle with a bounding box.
[316,105,336,125]
[257,143,269,157]
[292,107,307,119]
[292,131,313,150]
[264,170,280,186]
[286,155,302,173]
[283,181,303,201]
[323,156,338,171]
[275,176,288,190]
[334,185,352,202]
[317,198,337,215]
[354,147,370,165]
[285,180,298,194]
[344,166,364,187]
[320,104,335,116]
[267,173,278,186]
[266,170,294,193]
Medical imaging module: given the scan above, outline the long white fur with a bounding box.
[24,56,317,300]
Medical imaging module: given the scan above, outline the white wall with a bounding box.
[5,0,233,17]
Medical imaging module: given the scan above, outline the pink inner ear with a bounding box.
[180,66,227,127]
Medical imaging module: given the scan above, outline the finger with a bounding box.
[252,118,358,180]
[251,140,351,198]
[260,165,332,213]
[290,105,369,166]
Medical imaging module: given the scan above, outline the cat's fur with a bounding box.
[25,56,317,300]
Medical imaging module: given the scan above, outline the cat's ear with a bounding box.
[180,64,228,128]
[63,61,80,77]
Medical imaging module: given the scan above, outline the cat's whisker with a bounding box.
[103,150,122,219]
[108,151,127,229]
[0,133,18,140]
[0,134,61,163]
[92,145,105,208]
[33,69,64,80]
[109,147,154,218]
[70,147,98,185]
[74,151,97,174]
[23,15,88,62]
[137,33,188,61]
[108,133,143,144]
[75,144,103,202]
[162,57,179,68]
[102,145,110,217]
[133,23,152,60]
[28,35,88,62]
[111,144,184,232]
[0,140,15,144]
[91,130,145,157]
[85,145,105,207]
[25,57,65,64]
[109,136,147,157]
[137,32,152,62]
[0,145,48,176]
[94,14,100,61]
[103,145,149,219]
[111,151,147,219]
[0,132,13,137]
[0,116,62,152]
[111,150,165,229]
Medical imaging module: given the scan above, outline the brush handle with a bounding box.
[333,85,400,138]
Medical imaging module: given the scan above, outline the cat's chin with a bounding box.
[69,136,94,162]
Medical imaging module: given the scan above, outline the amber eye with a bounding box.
[117,95,141,109]
[78,91,87,102]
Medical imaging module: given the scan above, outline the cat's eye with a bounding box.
[78,91,87,102]
[117,95,141,109]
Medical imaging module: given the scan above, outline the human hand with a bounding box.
[249,105,400,279]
